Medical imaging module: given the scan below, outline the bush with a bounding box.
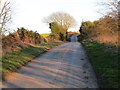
[79,16,119,45]
[17,27,47,44]
[2,28,47,55]
[49,22,66,41]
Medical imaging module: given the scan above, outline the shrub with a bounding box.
[49,22,66,41]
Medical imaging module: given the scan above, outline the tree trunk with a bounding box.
[66,31,68,41]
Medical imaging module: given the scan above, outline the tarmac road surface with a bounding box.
[2,34,98,88]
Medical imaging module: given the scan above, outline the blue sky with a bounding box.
[11,0,102,34]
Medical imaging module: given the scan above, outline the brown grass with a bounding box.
[87,32,118,45]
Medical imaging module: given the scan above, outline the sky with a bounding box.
[10,0,102,34]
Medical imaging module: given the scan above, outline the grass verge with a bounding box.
[2,42,64,80]
[82,40,119,88]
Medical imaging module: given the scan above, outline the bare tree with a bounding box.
[98,0,119,31]
[98,0,119,17]
[0,0,11,35]
[106,0,119,18]
[107,0,120,30]
[44,12,77,39]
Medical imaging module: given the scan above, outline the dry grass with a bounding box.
[88,32,118,46]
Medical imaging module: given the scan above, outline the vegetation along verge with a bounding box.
[82,40,119,88]
[2,42,64,80]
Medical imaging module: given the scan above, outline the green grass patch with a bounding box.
[40,42,64,48]
[82,41,119,88]
[2,42,64,80]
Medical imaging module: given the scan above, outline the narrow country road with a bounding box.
[2,34,98,88]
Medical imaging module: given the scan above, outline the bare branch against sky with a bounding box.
[44,12,77,30]
[0,0,11,35]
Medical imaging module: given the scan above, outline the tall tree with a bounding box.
[0,0,11,35]
[44,12,77,39]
